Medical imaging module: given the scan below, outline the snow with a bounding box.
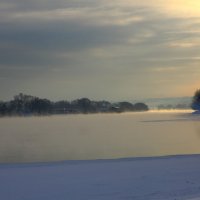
[1,155,200,200]
[189,198,200,200]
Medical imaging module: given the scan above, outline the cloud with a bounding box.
[0,0,200,100]
[111,0,200,18]
[151,67,181,72]
[1,8,144,26]
[168,41,200,48]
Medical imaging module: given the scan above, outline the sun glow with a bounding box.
[114,0,200,17]
[164,0,200,17]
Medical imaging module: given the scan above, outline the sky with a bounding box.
[0,0,200,101]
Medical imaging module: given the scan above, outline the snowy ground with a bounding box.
[1,155,200,200]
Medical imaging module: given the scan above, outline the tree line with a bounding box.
[0,93,149,116]
[192,89,200,111]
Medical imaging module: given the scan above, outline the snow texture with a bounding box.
[1,155,200,200]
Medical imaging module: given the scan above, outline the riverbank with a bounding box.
[1,154,200,200]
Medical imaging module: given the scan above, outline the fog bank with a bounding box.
[0,112,200,163]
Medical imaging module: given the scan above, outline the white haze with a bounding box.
[0,111,200,163]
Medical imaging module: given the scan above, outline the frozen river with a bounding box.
[0,110,200,163]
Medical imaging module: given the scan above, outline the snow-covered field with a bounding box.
[1,111,200,199]
[1,155,200,200]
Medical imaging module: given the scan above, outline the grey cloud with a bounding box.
[0,0,100,12]
[0,0,200,100]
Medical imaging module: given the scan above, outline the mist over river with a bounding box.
[0,111,200,163]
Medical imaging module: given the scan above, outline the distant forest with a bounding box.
[0,93,149,116]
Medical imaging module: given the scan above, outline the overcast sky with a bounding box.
[1,0,200,101]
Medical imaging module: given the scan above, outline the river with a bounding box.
[0,110,200,163]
